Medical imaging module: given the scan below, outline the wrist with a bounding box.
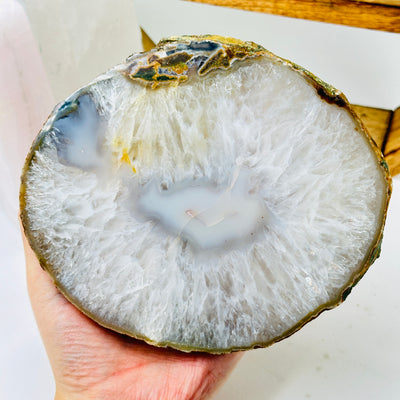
[54,388,93,400]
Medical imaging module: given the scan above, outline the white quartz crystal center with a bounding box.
[138,169,268,250]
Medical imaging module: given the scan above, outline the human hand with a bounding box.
[21,229,242,400]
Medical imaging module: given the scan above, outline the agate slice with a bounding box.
[20,35,391,353]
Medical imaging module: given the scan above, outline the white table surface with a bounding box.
[1,1,399,399]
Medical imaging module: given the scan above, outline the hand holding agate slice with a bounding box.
[20,35,391,353]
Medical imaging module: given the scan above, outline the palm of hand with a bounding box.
[23,233,241,400]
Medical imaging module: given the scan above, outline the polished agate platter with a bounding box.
[20,35,391,353]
